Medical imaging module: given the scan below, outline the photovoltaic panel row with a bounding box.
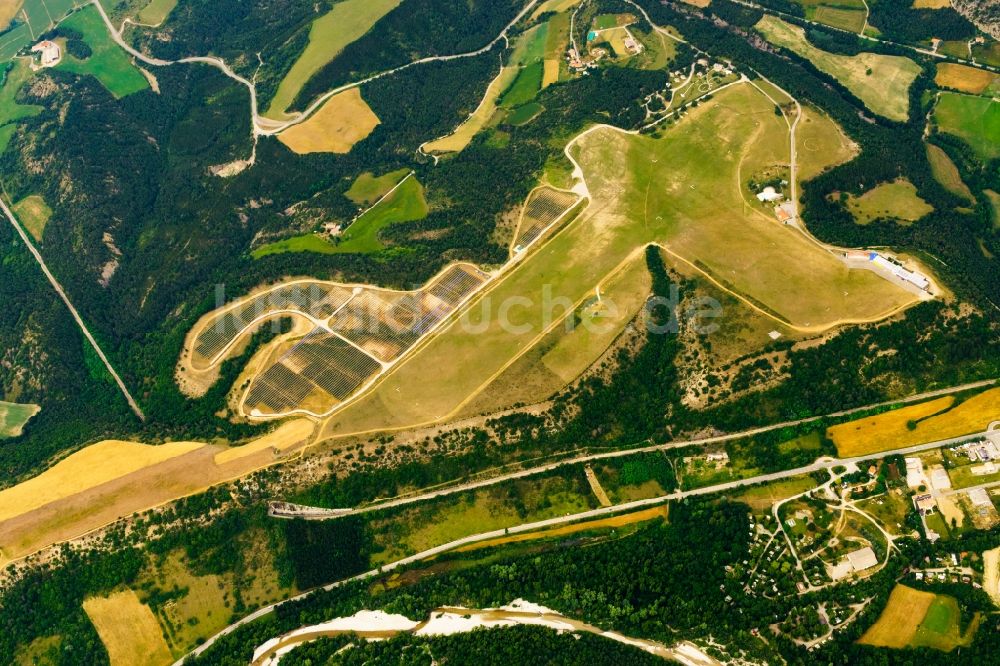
[245,331,382,414]
[194,284,352,361]
[515,189,579,248]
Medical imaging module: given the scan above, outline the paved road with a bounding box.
[178,423,995,664]
[282,378,996,519]
[0,194,145,420]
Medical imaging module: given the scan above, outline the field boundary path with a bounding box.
[0,193,145,420]
[179,418,998,664]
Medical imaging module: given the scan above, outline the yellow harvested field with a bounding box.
[530,0,582,21]
[0,1,21,31]
[912,387,1000,439]
[423,67,517,154]
[83,590,172,666]
[935,63,999,94]
[860,585,936,648]
[828,397,953,456]
[681,0,712,7]
[0,439,205,523]
[454,504,669,552]
[214,418,314,464]
[828,388,1000,456]
[543,59,560,87]
[984,547,1000,607]
[912,0,952,7]
[0,423,315,565]
[278,88,379,154]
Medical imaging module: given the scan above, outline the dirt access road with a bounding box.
[0,193,145,420]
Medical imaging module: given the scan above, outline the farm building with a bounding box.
[847,546,879,572]
[868,252,930,291]
[774,201,796,223]
[31,40,61,68]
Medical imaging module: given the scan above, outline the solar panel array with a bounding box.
[330,265,487,361]
[193,284,353,363]
[245,330,382,415]
[237,265,489,414]
[515,189,579,249]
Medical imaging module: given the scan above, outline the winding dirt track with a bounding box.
[92,0,544,137]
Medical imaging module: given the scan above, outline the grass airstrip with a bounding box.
[933,93,1000,161]
[0,400,39,437]
[277,87,380,154]
[845,179,933,225]
[0,419,314,564]
[860,585,979,651]
[795,105,858,183]
[320,82,916,436]
[263,0,400,119]
[827,387,1000,457]
[57,5,149,98]
[83,590,173,666]
[755,15,920,121]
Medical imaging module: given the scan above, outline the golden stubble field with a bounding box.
[278,88,380,154]
[828,388,1000,457]
[0,419,315,565]
[83,590,173,666]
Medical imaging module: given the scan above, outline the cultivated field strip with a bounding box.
[193,284,354,365]
[513,187,580,249]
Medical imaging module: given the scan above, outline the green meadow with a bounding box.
[57,6,149,98]
[254,174,427,257]
[934,93,1000,161]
